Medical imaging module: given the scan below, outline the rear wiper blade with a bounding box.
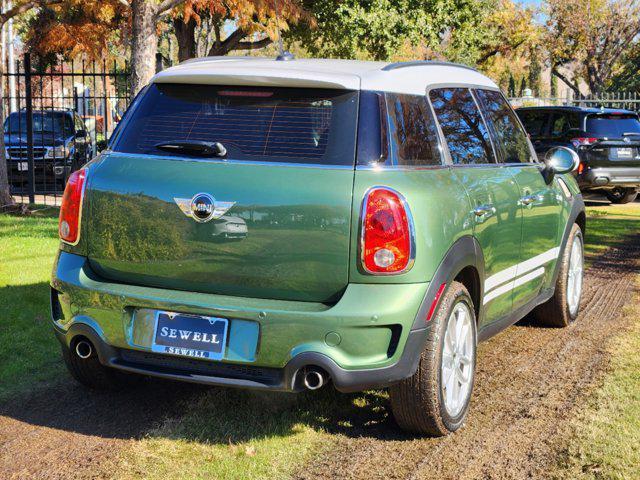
[154,140,227,157]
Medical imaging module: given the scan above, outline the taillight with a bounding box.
[59,169,87,245]
[571,137,598,148]
[361,187,415,274]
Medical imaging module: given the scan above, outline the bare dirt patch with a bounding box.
[295,235,640,480]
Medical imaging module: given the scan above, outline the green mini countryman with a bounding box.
[51,58,586,436]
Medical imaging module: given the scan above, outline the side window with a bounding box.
[429,87,496,165]
[475,89,532,164]
[385,93,442,166]
[550,113,579,138]
[517,110,548,137]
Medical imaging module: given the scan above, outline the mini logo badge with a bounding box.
[174,193,235,223]
[624,136,631,143]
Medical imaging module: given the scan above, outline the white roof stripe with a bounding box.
[151,57,498,95]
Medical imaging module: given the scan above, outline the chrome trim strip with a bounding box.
[358,186,416,276]
[355,164,448,171]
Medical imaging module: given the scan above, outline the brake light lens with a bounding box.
[59,169,87,244]
[571,137,598,148]
[361,187,414,274]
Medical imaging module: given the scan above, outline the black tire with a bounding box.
[605,188,638,204]
[532,223,584,327]
[389,281,477,436]
[62,339,141,390]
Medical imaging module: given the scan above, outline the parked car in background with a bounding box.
[4,109,93,191]
[516,106,640,204]
[51,57,585,436]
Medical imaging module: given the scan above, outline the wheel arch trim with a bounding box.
[411,235,485,331]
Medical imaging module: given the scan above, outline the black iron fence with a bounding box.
[509,92,640,112]
[2,53,130,204]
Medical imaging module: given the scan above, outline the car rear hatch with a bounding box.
[85,82,359,303]
[582,112,640,167]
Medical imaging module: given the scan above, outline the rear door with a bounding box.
[429,87,522,326]
[86,83,359,303]
[583,113,640,168]
[476,89,563,312]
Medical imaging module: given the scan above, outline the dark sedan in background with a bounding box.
[4,109,93,192]
[517,106,640,203]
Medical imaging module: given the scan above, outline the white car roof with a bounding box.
[152,57,498,95]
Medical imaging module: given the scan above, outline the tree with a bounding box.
[545,0,640,95]
[519,76,526,96]
[288,0,537,68]
[508,74,516,97]
[172,1,310,63]
[0,0,64,209]
[24,0,128,62]
[528,49,541,95]
[609,43,640,93]
[288,0,490,62]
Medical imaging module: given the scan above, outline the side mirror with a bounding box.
[542,146,580,184]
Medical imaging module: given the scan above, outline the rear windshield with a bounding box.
[112,83,359,166]
[585,114,640,138]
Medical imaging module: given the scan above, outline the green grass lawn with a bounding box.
[0,207,65,401]
[554,279,640,480]
[0,201,638,479]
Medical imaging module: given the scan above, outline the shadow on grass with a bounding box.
[0,369,410,444]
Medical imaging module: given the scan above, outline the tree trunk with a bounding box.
[551,66,582,99]
[130,0,159,96]
[0,43,13,209]
[174,16,197,62]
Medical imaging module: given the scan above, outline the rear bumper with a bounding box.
[51,251,431,392]
[579,167,640,189]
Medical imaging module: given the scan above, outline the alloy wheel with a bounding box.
[441,301,474,417]
[567,235,584,316]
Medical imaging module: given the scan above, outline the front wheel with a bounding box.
[533,223,584,327]
[605,188,638,204]
[390,281,477,436]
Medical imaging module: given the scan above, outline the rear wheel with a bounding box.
[533,223,584,327]
[390,282,476,436]
[605,188,638,204]
[62,338,141,390]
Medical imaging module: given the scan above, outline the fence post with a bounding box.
[24,53,35,204]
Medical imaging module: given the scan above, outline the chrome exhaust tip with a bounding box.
[75,340,93,359]
[303,368,325,391]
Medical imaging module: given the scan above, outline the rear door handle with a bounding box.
[473,204,495,218]
[520,194,541,206]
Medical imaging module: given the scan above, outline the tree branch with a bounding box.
[235,37,272,51]
[0,0,62,25]
[551,66,581,97]
[207,28,247,56]
[157,0,185,17]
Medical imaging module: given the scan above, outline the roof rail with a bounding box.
[180,56,269,66]
[382,60,479,73]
